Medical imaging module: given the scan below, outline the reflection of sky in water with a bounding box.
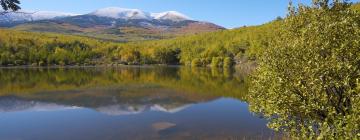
[0,98,273,140]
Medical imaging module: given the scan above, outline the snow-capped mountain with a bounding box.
[0,97,79,112]
[95,104,192,116]
[90,7,152,20]
[0,10,77,23]
[89,7,191,21]
[151,11,191,21]
[0,7,224,41]
[0,96,193,116]
[0,8,194,27]
[31,11,79,20]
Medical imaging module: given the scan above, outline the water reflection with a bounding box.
[0,95,193,115]
[0,66,275,140]
[0,96,78,112]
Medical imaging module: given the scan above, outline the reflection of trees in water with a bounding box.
[0,66,250,116]
[0,66,252,126]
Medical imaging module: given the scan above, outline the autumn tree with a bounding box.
[249,0,360,139]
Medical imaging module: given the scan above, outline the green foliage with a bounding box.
[211,57,223,68]
[150,47,180,64]
[119,48,141,65]
[249,1,360,139]
[0,20,278,67]
[115,21,279,67]
[223,57,233,68]
[0,29,106,66]
[191,58,201,67]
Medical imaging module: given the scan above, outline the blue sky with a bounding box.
[20,0,359,28]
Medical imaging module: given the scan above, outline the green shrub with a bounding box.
[223,57,233,68]
[191,58,202,67]
[249,1,360,139]
[211,57,223,68]
[38,61,46,66]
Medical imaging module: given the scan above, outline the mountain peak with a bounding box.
[89,7,151,20]
[151,11,191,21]
[0,10,78,24]
[90,7,191,21]
[0,8,193,24]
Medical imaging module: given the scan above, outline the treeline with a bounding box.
[0,21,279,67]
[116,21,280,67]
[0,30,111,66]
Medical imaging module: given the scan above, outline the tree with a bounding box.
[1,0,20,11]
[275,16,283,21]
[120,48,141,65]
[211,57,223,68]
[223,57,233,68]
[151,47,180,64]
[249,0,360,139]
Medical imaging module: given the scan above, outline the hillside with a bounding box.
[120,21,280,66]
[12,20,223,42]
[0,20,278,67]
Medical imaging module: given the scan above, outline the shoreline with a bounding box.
[0,64,184,69]
[0,61,257,71]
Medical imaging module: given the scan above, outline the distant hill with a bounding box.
[0,7,224,42]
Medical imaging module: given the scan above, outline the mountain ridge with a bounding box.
[0,7,194,24]
[0,7,224,41]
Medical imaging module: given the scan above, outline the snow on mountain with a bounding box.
[0,97,79,113]
[0,10,78,22]
[0,96,192,115]
[0,12,32,22]
[90,7,191,21]
[31,11,79,20]
[151,11,191,21]
[0,7,192,23]
[96,104,191,116]
[89,7,152,20]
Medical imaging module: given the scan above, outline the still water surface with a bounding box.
[0,66,275,140]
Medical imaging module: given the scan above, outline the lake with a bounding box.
[0,66,277,140]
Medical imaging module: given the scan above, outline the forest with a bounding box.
[0,19,279,68]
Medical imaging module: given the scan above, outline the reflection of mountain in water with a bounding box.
[0,87,204,116]
[96,104,192,116]
[0,96,78,112]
